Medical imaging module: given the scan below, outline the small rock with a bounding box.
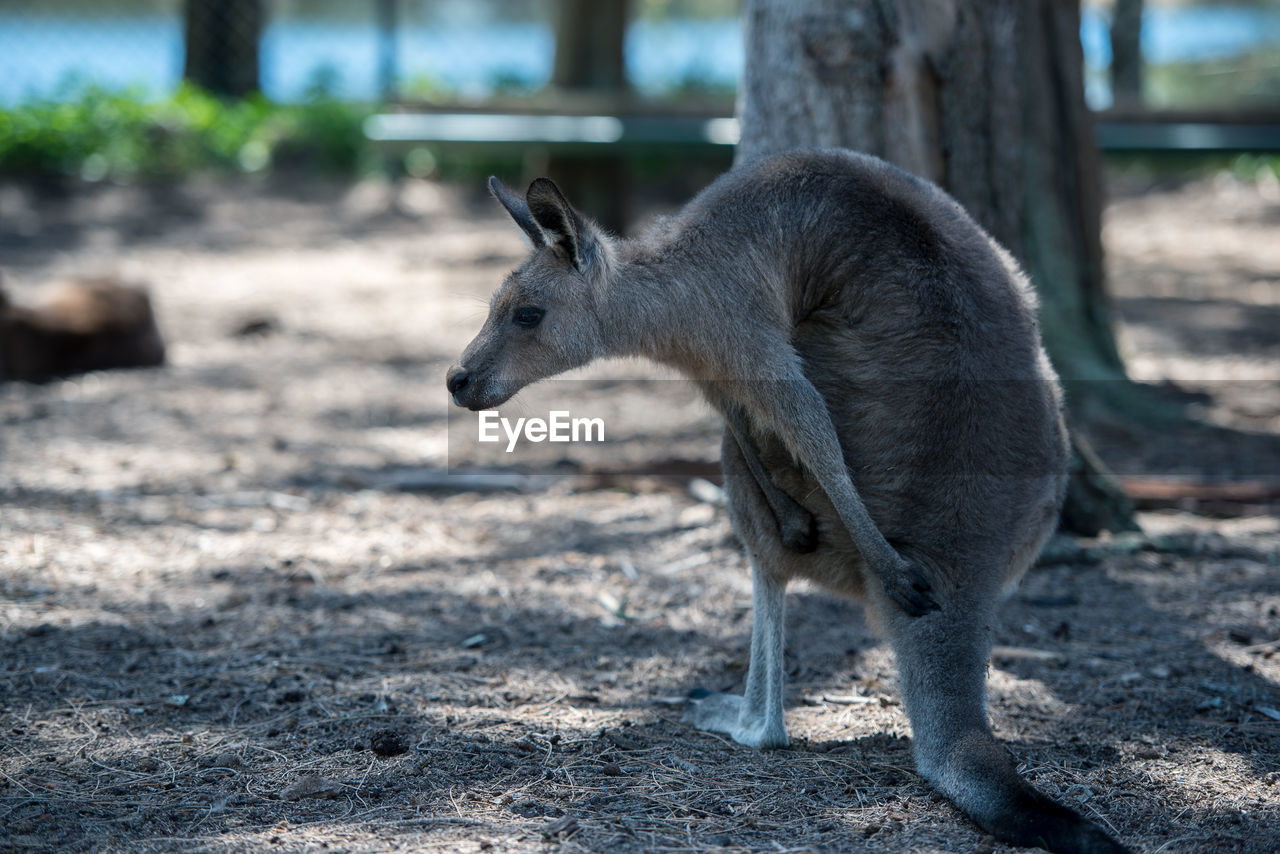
[688,477,725,504]
[667,755,701,775]
[601,729,642,751]
[678,503,716,527]
[219,592,249,610]
[370,728,409,757]
[509,799,560,818]
[232,316,279,337]
[540,815,579,838]
[280,774,341,801]
[200,751,241,769]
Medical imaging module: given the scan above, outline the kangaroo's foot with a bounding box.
[682,690,789,749]
[880,556,938,617]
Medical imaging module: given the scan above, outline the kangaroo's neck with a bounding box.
[601,239,698,368]
[600,226,779,374]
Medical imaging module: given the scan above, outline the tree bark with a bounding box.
[183,0,264,98]
[738,0,1137,534]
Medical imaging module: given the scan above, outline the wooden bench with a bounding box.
[1095,108,1280,153]
[366,105,1280,155]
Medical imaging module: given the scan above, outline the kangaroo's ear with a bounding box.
[525,177,597,271]
[488,176,545,248]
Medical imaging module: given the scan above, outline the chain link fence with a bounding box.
[0,0,743,106]
[4,1,1280,110]
[0,0,545,104]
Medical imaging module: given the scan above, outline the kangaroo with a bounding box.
[447,149,1129,854]
[0,275,166,384]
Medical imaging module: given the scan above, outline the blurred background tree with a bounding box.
[183,0,264,97]
[1111,0,1146,109]
[546,0,631,231]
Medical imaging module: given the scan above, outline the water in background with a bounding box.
[0,0,743,104]
[1,0,1278,106]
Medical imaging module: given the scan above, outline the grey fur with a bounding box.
[488,176,543,247]
[724,408,816,552]
[449,150,1129,854]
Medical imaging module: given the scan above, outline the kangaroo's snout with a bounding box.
[446,366,469,395]
[445,365,472,407]
[446,363,504,410]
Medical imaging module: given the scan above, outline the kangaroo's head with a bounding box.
[447,177,611,411]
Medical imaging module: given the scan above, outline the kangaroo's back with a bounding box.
[696,149,1067,588]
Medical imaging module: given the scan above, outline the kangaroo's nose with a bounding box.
[446,368,470,396]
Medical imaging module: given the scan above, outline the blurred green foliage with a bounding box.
[635,0,738,21]
[1103,150,1280,190]
[1228,152,1280,181]
[1147,49,1280,109]
[2,69,1273,188]
[0,82,372,180]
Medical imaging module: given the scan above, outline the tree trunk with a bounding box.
[552,0,629,93]
[738,0,1136,534]
[376,0,400,101]
[1109,0,1145,109]
[183,0,263,98]
[545,0,630,232]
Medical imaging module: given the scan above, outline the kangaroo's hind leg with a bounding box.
[878,586,1130,853]
[683,427,790,749]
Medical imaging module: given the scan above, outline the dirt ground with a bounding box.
[1,167,1279,854]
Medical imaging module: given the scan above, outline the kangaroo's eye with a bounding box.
[513,307,544,328]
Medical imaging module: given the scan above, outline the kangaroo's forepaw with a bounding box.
[682,690,788,749]
[883,558,939,617]
[778,507,818,553]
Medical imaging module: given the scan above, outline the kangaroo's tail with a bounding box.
[931,731,1131,853]
[883,605,1131,854]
